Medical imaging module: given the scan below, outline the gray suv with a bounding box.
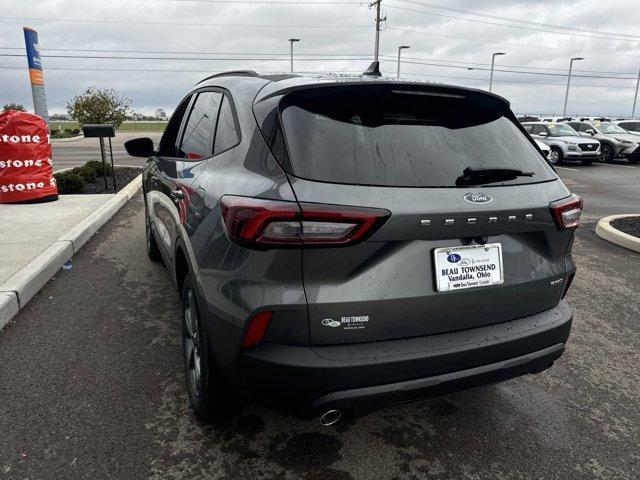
[125,72,579,424]
[522,121,600,165]
[567,121,640,163]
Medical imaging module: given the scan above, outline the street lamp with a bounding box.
[563,57,585,116]
[397,45,410,78]
[632,65,640,118]
[288,38,300,73]
[489,52,506,92]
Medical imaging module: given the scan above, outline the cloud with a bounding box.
[1,0,638,116]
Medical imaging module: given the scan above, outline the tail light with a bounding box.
[220,195,390,248]
[242,311,272,349]
[550,194,583,230]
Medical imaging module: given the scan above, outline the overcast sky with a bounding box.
[1,0,639,117]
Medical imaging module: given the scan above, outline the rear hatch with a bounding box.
[255,82,575,346]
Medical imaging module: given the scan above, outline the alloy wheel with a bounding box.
[549,149,560,165]
[183,289,202,398]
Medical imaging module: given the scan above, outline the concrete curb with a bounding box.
[0,174,142,330]
[51,135,84,143]
[595,214,640,253]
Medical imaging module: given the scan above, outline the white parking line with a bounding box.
[593,163,637,169]
[556,166,580,172]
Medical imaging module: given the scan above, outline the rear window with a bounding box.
[279,86,555,187]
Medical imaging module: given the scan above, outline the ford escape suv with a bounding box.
[125,71,580,424]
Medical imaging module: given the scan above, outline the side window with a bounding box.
[214,94,241,155]
[179,91,222,160]
[522,124,533,133]
[531,125,543,135]
[158,96,191,157]
[579,123,591,133]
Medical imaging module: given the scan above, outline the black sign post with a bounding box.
[82,124,117,191]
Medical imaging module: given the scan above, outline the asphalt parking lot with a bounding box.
[51,132,161,171]
[1,162,639,479]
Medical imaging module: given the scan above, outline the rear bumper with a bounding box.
[237,301,572,416]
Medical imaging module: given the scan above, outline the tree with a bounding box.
[3,103,26,112]
[66,87,131,128]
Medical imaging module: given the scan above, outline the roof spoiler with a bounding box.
[363,61,382,77]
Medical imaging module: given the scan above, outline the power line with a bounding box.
[386,3,640,43]
[0,15,369,28]
[1,45,634,76]
[0,46,373,57]
[385,26,640,59]
[2,51,636,80]
[393,0,640,41]
[166,0,363,3]
[0,64,634,90]
[0,53,371,62]
[396,71,638,89]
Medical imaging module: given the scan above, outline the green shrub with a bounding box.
[54,171,85,194]
[70,165,97,183]
[85,160,113,177]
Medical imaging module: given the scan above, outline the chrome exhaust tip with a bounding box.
[319,409,342,426]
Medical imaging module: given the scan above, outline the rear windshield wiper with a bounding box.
[455,166,534,186]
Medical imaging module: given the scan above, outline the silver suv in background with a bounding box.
[522,122,600,165]
[566,121,640,164]
[614,120,640,136]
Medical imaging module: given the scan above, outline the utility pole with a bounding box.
[288,38,300,73]
[397,45,410,78]
[563,57,585,116]
[370,0,385,63]
[489,52,506,92]
[632,65,640,118]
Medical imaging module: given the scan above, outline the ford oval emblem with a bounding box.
[464,192,493,205]
[447,253,461,263]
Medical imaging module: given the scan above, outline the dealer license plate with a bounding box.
[433,243,504,292]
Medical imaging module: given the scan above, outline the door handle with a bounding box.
[170,189,185,200]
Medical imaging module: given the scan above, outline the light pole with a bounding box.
[563,57,585,116]
[632,65,640,117]
[489,52,506,92]
[397,45,410,78]
[288,38,300,73]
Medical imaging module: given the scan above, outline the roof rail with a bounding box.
[197,70,260,84]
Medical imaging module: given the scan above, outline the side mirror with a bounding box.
[585,129,595,135]
[124,137,154,158]
[538,131,548,137]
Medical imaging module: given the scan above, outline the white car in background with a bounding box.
[614,120,640,136]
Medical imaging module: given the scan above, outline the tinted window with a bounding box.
[279,87,555,187]
[158,96,191,157]
[531,125,545,135]
[567,122,580,131]
[214,95,240,155]
[179,91,222,160]
[522,124,533,133]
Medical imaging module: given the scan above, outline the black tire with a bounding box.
[629,156,640,164]
[145,206,162,262]
[181,274,239,423]
[599,144,614,163]
[548,147,563,165]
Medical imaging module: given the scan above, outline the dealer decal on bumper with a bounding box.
[322,315,370,330]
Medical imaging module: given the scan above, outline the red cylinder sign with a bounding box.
[0,110,58,203]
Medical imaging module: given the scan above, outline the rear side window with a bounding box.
[279,86,555,187]
[522,124,533,133]
[214,95,241,155]
[179,91,222,160]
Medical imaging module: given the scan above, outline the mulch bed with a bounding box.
[610,217,640,238]
[84,167,142,194]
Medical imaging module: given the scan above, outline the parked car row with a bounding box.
[520,118,640,165]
